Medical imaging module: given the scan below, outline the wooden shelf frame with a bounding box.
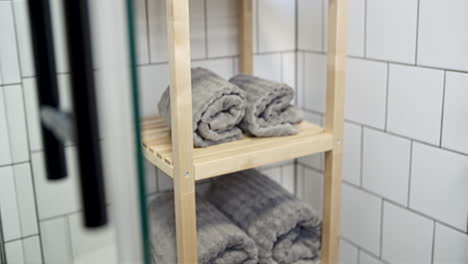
[145,0,348,263]
[142,117,334,180]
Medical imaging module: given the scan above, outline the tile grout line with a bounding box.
[337,117,468,159]
[0,83,15,166]
[0,207,6,264]
[27,158,47,264]
[11,166,27,248]
[430,220,436,264]
[301,52,306,108]
[3,233,39,244]
[294,0,298,53]
[279,52,284,83]
[0,160,30,169]
[7,0,22,85]
[363,0,368,57]
[359,125,364,187]
[379,199,384,258]
[321,0,325,52]
[438,70,447,147]
[0,82,23,88]
[384,62,390,131]
[466,212,468,234]
[65,216,74,261]
[10,1,46,259]
[203,0,209,58]
[300,48,468,75]
[340,236,391,264]
[407,141,414,207]
[255,0,260,53]
[144,0,152,63]
[293,0,299,107]
[346,54,468,74]
[343,181,468,235]
[414,0,421,64]
[297,161,324,175]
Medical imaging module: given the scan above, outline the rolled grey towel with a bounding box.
[206,170,321,264]
[158,68,247,147]
[229,74,303,137]
[149,192,258,264]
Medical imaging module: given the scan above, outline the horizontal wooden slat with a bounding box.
[141,116,333,181]
[195,133,333,179]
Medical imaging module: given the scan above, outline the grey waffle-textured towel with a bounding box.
[229,74,303,137]
[149,192,258,264]
[158,68,247,147]
[206,170,321,264]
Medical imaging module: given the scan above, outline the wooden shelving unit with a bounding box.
[141,0,348,263]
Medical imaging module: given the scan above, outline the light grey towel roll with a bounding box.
[206,170,321,264]
[149,192,258,264]
[229,74,303,137]
[158,68,247,147]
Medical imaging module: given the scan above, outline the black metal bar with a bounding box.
[27,0,67,180]
[63,0,108,228]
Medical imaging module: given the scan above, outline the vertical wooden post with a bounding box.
[165,0,198,263]
[239,0,253,74]
[322,0,348,263]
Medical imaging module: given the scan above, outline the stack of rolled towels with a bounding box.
[157,67,303,147]
[149,169,322,264]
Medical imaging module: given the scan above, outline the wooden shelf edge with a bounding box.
[194,132,334,180]
[142,131,334,181]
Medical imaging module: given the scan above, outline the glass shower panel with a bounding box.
[0,0,150,263]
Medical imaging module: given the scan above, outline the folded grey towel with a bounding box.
[206,170,321,264]
[229,74,303,137]
[149,192,258,264]
[158,68,247,147]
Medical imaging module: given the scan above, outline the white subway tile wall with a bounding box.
[362,128,411,206]
[5,240,24,264]
[3,85,29,163]
[301,52,327,113]
[21,236,42,264]
[410,143,468,232]
[341,184,382,255]
[297,1,468,263]
[40,218,73,264]
[345,58,387,129]
[297,0,323,51]
[433,223,468,264]
[13,163,39,237]
[258,0,295,52]
[366,0,418,64]
[12,0,35,78]
[0,1,21,84]
[381,202,434,264]
[342,122,361,186]
[0,166,22,241]
[442,72,468,153]
[339,239,358,264]
[1,0,467,263]
[387,64,444,144]
[346,0,365,57]
[359,251,384,264]
[417,0,468,72]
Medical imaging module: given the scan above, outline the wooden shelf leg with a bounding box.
[239,0,253,74]
[165,0,198,263]
[322,0,348,263]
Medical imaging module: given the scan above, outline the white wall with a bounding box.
[1,0,467,263]
[296,0,468,264]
